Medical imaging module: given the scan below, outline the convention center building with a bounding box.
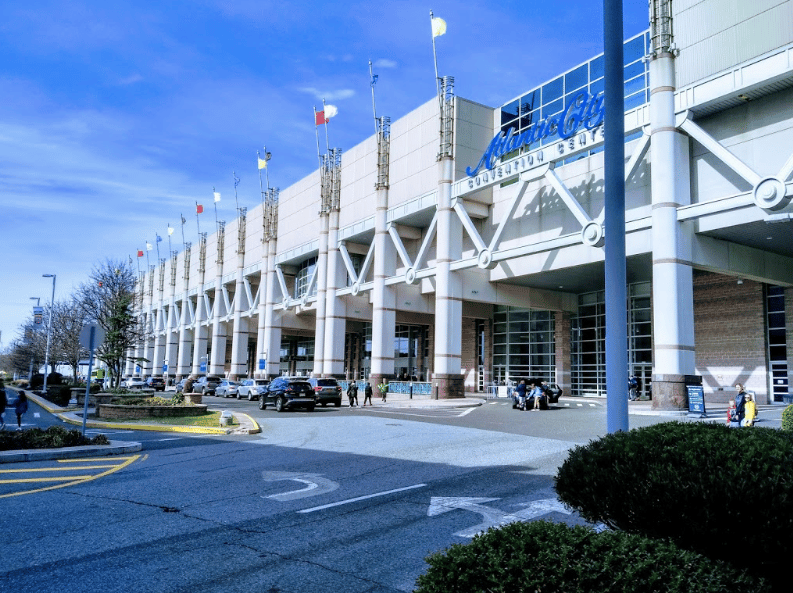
[128,0,793,408]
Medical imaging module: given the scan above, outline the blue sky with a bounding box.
[0,0,649,349]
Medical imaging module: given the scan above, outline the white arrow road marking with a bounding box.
[262,471,340,502]
[428,496,571,538]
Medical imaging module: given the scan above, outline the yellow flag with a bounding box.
[258,157,267,170]
[431,17,446,38]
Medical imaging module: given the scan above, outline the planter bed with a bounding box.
[97,403,208,420]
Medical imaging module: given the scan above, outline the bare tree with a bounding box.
[50,298,91,383]
[77,258,148,388]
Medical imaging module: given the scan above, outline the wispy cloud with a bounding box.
[374,59,397,68]
[118,73,144,85]
[298,87,355,102]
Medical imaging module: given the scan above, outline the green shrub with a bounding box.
[414,520,768,593]
[89,383,102,394]
[782,404,793,432]
[554,421,793,580]
[171,392,185,404]
[0,425,110,451]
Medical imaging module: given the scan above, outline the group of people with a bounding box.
[0,380,29,431]
[345,380,389,407]
[513,379,549,411]
[727,383,757,427]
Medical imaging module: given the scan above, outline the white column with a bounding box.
[191,288,208,375]
[176,292,192,380]
[230,254,248,379]
[255,248,269,378]
[263,239,282,378]
[323,209,346,377]
[370,186,395,386]
[650,50,696,408]
[163,270,178,381]
[209,274,226,376]
[313,213,329,375]
[432,156,464,397]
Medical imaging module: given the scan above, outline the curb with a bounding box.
[0,440,142,464]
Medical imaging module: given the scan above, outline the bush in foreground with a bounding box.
[0,425,110,451]
[554,421,793,580]
[414,520,768,593]
[782,403,793,432]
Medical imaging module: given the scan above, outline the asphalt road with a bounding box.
[0,397,785,592]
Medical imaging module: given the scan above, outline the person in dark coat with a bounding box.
[734,383,748,425]
[347,382,359,407]
[363,382,373,406]
[0,379,7,430]
[15,390,28,431]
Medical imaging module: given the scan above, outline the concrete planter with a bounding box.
[97,403,208,420]
[184,393,203,404]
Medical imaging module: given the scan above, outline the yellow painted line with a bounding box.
[0,465,119,473]
[1,475,95,484]
[0,454,141,499]
[58,456,139,463]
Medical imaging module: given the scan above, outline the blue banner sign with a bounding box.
[465,90,605,178]
[686,385,706,416]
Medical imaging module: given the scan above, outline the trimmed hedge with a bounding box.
[414,520,768,593]
[0,425,110,451]
[782,404,793,432]
[554,421,793,579]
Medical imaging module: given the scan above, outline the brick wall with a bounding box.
[693,271,768,403]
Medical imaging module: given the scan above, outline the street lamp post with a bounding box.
[29,297,41,382]
[42,274,56,394]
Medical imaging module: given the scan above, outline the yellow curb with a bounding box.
[236,413,261,434]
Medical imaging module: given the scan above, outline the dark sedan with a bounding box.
[258,377,315,412]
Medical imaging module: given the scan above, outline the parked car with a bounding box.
[194,375,222,396]
[237,378,269,401]
[307,377,343,407]
[120,377,146,390]
[174,379,187,393]
[215,379,239,398]
[258,377,316,412]
[145,377,166,391]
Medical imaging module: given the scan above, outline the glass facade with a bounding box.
[766,285,789,403]
[492,306,555,384]
[295,257,317,298]
[571,282,653,397]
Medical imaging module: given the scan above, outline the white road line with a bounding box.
[298,483,427,514]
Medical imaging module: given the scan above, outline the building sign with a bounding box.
[457,90,605,196]
[33,306,44,326]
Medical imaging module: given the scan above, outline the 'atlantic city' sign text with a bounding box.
[465,89,606,178]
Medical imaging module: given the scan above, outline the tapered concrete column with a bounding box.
[163,269,178,381]
[209,274,226,376]
[323,209,346,378]
[191,289,208,375]
[313,213,330,376]
[370,186,395,388]
[433,156,464,398]
[650,50,696,410]
[230,260,248,379]
[176,291,192,380]
[255,248,269,379]
[263,239,282,378]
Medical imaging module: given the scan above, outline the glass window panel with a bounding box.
[768,312,785,328]
[624,75,645,97]
[624,35,645,65]
[510,310,530,323]
[624,92,647,111]
[501,99,520,124]
[624,60,645,81]
[521,90,540,113]
[542,77,563,104]
[493,322,508,334]
[588,77,604,96]
[770,345,787,360]
[768,285,784,297]
[767,295,784,313]
[542,99,563,118]
[565,64,588,93]
[590,55,604,80]
[520,109,538,130]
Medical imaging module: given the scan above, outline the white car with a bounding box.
[237,378,269,401]
[121,377,146,389]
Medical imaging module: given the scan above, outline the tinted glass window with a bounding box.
[590,55,604,80]
[624,35,645,65]
[316,379,337,386]
[542,77,563,104]
[565,64,588,93]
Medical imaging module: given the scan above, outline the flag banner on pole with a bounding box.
[196,204,204,214]
[234,174,240,188]
[257,156,268,170]
[181,215,187,224]
[156,234,162,242]
[213,191,221,202]
[137,250,144,257]
[167,226,174,235]
[431,16,447,37]
[371,73,378,86]
[315,110,326,126]
[146,242,153,251]
[325,104,338,119]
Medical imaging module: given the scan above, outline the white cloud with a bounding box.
[298,87,355,101]
[374,59,397,68]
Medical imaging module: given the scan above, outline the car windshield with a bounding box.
[255,380,268,385]
[315,379,337,386]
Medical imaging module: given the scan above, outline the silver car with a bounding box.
[237,378,269,401]
[215,379,239,398]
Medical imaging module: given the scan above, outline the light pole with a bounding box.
[29,297,41,381]
[42,274,56,394]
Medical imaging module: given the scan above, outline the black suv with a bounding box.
[258,377,315,412]
[307,378,342,407]
[194,375,222,396]
[145,377,166,391]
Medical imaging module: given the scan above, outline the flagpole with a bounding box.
[145,242,151,269]
[313,106,323,169]
[155,233,161,262]
[213,187,219,232]
[180,214,187,249]
[195,201,201,236]
[167,224,172,255]
[430,10,442,111]
[322,98,330,154]
[369,60,378,134]
[233,172,240,215]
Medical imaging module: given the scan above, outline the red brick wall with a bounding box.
[693,271,768,403]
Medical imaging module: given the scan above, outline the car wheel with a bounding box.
[321,402,327,407]
[248,393,254,401]
[307,405,315,412]
[275,397,285,413]
[334,401,341,407]
[258,397,266,410]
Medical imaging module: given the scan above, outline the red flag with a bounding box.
[315,110,327,126]
[137,250,144,257]
[196,204,204,214]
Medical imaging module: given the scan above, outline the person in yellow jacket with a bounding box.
[378,380,389,403]
[741,393,757,427]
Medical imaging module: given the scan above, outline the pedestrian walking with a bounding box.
[742,393,757,427]
[514,379,527,410]
[734,383,748,425]
[0,379,7,430]
[628,374,640,400]
[363,382,373,406]
[15,390,28,431]
[347,381,359,407]
[378,379,389,403]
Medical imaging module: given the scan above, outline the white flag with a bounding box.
[213,191,221,202]
[431,17,447,38]
[324,104,338,119]
[167,226,174,235]
[146,242,153,251]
